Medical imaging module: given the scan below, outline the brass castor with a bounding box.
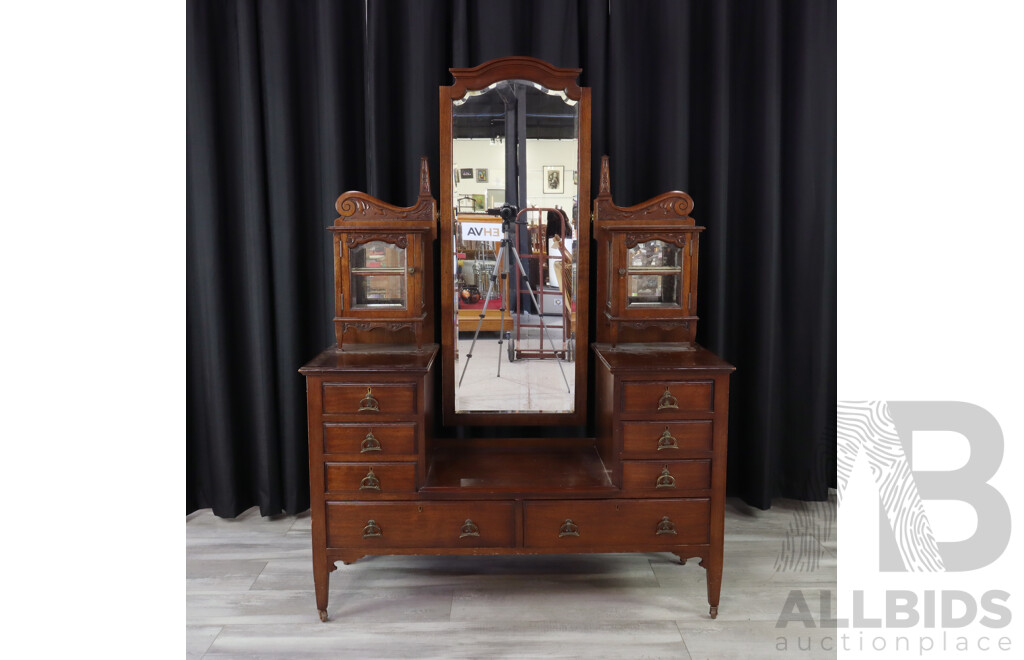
[318,609,328,622]
[709,606,718,619]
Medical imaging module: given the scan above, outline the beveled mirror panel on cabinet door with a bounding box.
[440,57,590,425]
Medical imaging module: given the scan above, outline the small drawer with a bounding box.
[322,382,417,415]
[324,462,417,494]
[523,499,710,548]
[621,380,713,415]
[323,422,417,456]
[622,421,713,456]
[621,460,711,492]
[326,501,516,549]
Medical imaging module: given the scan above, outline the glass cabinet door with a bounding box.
[350,240,407,309]
[625,239,682,307]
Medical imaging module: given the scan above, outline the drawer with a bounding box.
[324,462,417,494]
[322,382,417,415]
[323,422,417,456]
[621,460,711,492]
[326,501,516,549]
[523,499,710,548]
[622,421,713,456]
[621,380,713,415]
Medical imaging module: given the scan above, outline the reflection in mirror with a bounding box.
[626,240,682,307]
[451,80,579,414]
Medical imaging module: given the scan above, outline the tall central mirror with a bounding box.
[440,58,591,425]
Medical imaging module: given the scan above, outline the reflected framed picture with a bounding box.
[460,168,474,179]
[475,168,488,183]
[472,194,485,211]
[486,188,505,210]
[543,165,564,194]
[573,170,578,185]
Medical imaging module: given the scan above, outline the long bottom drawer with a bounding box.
[326,501,516,549]
[523,499,710,548]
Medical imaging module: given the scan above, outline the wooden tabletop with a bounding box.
[299,344,439,374]
[592,343,734,372]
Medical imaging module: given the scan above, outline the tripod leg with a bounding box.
[496,270,508,377]
[510,246,571,393]
[458,243,504,387]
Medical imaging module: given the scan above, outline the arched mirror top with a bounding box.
[446,56,583,100]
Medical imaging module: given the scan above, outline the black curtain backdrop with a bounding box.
[186,0,836,517]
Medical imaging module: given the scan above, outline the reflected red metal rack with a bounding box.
[512,208,574,361]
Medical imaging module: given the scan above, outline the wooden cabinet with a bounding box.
[299,56,733,624]
[330,158,436,350]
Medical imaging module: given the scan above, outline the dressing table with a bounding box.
[299,56,734,622]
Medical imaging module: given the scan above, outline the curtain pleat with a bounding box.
[187,0,836,516]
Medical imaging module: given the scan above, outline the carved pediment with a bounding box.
[594,156,695,224]
[334,157,436,224]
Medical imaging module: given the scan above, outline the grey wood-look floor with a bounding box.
[187,494,836,660]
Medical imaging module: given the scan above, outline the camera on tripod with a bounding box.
[486,202,520,224]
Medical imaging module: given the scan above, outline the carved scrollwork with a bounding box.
[595,156,694,222]
[624,233,687,249]
[620,320,690,331]
[345,233,409,249]
[334,157,435,222]
[342,321,418,335]
[600,196,693,221]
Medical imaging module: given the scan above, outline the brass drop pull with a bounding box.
[656,516,678,536]
[360,431,382,453]
[657,388,679,411]
[655,466,676,489]
[657,427,679,451]
[362,519,382,538]
[358,387,380,412]
[359,467,381,491]
[459,519,480,539]
[558,519,580,538]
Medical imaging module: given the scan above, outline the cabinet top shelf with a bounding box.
[592,343,734,373]
[300,344,439,374]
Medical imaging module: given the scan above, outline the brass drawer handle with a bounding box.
[459,519,480,539]
[656,516,678,536]
[362,519,382,538]
[558,519,580,538]
[360,431,382,453]
[657,427,679,451]
[358,387,380,412]
[657,387,679,411]
[359,467,381,491]
[655,466,676,489]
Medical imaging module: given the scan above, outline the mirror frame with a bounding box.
[439,56,591,427]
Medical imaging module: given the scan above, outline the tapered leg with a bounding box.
[701,551,723,619]
[314,556,331,622]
